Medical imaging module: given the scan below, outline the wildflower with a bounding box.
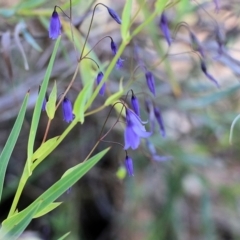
[124,108,151,150]
[145,71,156,95]
[200,60,220,88]
[131,95,140,116]
[110,40,124,69]
[62,97,74,123]
[107,7,122,24]
[125,156,134,176]
[49,9,61,39]
[116,58,124,69]
[154,107,165,137]
[96,71,106,96]
[110,40,117,55]
[159,12,172,46]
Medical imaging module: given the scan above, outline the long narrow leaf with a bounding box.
[27,37,61,176]
[0,92,29,203]
[2,148,110,229]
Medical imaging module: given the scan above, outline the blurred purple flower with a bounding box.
[96,71,106,96]
[125,156,134,176]
[111,40,117,55]
[116,58,124,69]
[213,0,220,13]
[107,7,122,24]
[110,40,124,69]
[49,10,61,39]
[62,97,74,123]
[131,95,140,116]
[124,108,151,150]
[200,60,220,88]
[154,107,165,137]
[145,71,156,95]
[159,12,172,46]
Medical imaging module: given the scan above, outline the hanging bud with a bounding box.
[96,71,106,96]
[110,39,117,55]
[62,97,74,123]
[154,107,165,137]
[145,71,156,95]
[159,12,172,46]
[200,60,220,88]
[190,31,205,58]
[49,9,61,39]
[131,95,140,116]
[107,7,122,24]
[125,156,134,176]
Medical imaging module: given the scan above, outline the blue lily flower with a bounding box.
[49,10,61,39]
[124,108,151,150]
[62,97,74,123]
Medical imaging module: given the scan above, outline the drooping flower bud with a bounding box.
[145,71,156,95]
[49,9,61,39]
[111,40,117,55]
[159,12,172,46]
[107,7,122,24]
[200,60,220,88]
[62,97,74,123]
[131,95,140,116]
[125,156,134,176]
[96,71,105,96]
[154,107,165,137]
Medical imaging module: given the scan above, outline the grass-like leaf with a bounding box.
[0,92,29,203]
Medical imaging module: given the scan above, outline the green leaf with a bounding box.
[33,202,62,218]
[73,81,92,123]
[26,37,61,176]
[121,0,132,42]
[16,0,47,10]
[104,90,124,106]
[0,202,41,239]
[57,232,71,240]
[2,148,110,230]
[31,136,59,162]
[46,81,57,120]
[0,93,29,203]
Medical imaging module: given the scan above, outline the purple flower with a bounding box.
[154,107,165,137]
[159,12,171,46]
[131,95,140,116]
[124,108,151,150]
[125,156,134,176]
[107,7,122,24]
[116,58,124,69]
[111,40,117,55]
[62,97,74,123]
[145,71,156,95]
[200,60,220,88]
[49,10,61,39]
[96,71,106,96]
[42,98,47,111]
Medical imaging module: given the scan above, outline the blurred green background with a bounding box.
[1,0,240,239]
